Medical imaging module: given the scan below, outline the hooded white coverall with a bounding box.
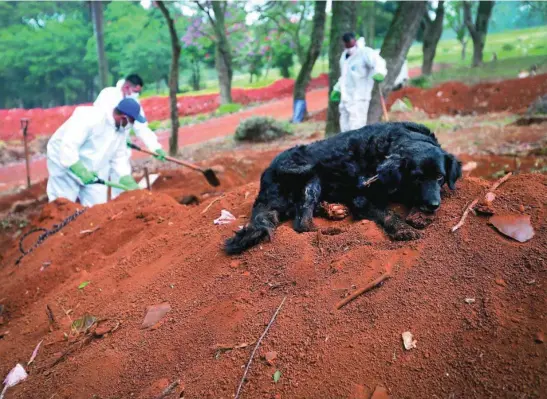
[94,79,162,197]
[336,39,387,132]
[46,106,131,207]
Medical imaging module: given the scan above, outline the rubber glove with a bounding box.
[119,175,140,190]
[69,161,98,185]
[154,149,167,162]
[126,138,133,148]
[373,73,385,82]
[330,90,341,102]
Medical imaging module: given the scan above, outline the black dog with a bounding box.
[225,122,462,255]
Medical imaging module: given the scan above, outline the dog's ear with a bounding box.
[377,155,405,191]
[445,153,462,190]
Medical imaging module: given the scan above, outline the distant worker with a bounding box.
[330,32,387,132]
[46,98,143,207]
[94,74,167,197]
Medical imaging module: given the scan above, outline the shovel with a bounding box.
[94,178,131,191]
[127,142,220,187]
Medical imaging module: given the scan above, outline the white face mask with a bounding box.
[347,46,357,56]
[127,92,139,100]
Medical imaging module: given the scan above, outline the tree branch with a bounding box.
[463,1,478,39]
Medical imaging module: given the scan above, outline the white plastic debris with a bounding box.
[402,331,417,350]
[214,210,236,225]
[138,173,160,190]
[1,364,28,399]
[464,298,476,304]
[28,340,43,366]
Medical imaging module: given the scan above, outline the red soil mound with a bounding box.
[0,169,545,398]
[388,74,547,116]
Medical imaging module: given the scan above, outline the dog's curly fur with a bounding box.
[225,122,462,255]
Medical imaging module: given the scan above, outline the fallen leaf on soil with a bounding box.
[211,341,255,352]
[93,321,120,337]
[402,331,417,350]
[536,331,544,344]
[78,281,90,289]
[273,370,281,383]
[27,340,43,365]
[495,278,507,287]
[371,385,391,399]
[141,303,171,329]
[489,215,535,242]
[213,209,236,225]
[265,351,277,365]
[71,314,97,334]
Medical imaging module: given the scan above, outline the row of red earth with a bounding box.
[0,74,329,142]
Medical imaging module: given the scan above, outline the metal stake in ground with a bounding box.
[21,118,31,188]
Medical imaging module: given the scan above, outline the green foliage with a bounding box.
[148,120,162,131]
[409,75,432,89]
[234,116,292,143]
[501,43,515,52]
[214,103,242,116]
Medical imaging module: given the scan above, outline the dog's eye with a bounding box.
[437,174,444,182]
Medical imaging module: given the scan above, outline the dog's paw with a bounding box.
[391,226,421,241]
[320,202,349,220]
[405,209,435,229]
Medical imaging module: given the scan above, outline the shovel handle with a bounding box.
[95,179,130,191]
[127,142,203,172]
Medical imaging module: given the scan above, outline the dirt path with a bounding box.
[0,89,328,192]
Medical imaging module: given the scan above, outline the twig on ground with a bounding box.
[235,296,287,399]
[335,273,391,310]
[451,172,513,232]
[46,305,55,331]
[154,379,181,399]
[201,196,224,214]
[362,174,379,187]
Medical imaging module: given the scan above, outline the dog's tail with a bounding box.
[224,205,279,255]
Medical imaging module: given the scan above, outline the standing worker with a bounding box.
[46,98,143,207]
[331,32,387,132]
[94,74,167,196]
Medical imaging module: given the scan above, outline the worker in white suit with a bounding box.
[94,74,167,197]
[331,32,387,132]
[46,98,143,207]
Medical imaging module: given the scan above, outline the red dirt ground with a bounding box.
[388,74,547,116]
[0,148,545,398]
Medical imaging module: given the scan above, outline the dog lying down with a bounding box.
[224,122,462,255]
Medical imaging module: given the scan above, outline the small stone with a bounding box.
[519,204,525,212]
[371,385,391,399]
[402,331,417,350]
[265,351,277,365]
[495,278,507,287]
[535,331,544,344]
[464,298,476,304]
[230,261,241,269]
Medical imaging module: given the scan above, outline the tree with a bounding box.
[157,1,181,156]
[196,0,234,104]
[90,1,108,89]
[422,1,445,75]
[367,1,427,124]
[293,1,327,102]
[445,1,469,60]
[325,1,357,136]
[464,1,495,67]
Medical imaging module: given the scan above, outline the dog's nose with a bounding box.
[426,201,440,211]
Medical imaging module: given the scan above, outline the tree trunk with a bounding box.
[368,1,427,125]
[90,1,108,90]
[464,1,495,67]
[211,1,233,104]
[326,0,357,136]
[422,1,445,76]
[368,2,375,48]
[461,39,467,60]
[293,1,327,102]
[157,1,181,156]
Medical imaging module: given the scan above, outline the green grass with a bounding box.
[214,102,242,116]
[407,25,547,69]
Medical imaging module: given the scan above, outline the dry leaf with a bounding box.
[265,351,277,365]
[489,214,535,243]
[141,303,171,329]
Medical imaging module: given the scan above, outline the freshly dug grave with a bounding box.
[388,74,547,116]
[0,171,545,399]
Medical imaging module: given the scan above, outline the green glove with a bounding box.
[126,138,132,148]
[330,90,341,103]
[69,160,98,185]
[373,73,385,82]
[119,175,140,191]
[154,149,167,162]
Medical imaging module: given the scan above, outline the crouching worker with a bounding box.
[46,98,143,207]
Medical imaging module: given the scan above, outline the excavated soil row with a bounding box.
[0,169,545,398]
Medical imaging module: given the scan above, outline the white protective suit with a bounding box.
[335,38,387,132]
[94,79,162,197]
[46,106,131,207]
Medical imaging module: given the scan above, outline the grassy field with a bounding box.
[141,26,547,98]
